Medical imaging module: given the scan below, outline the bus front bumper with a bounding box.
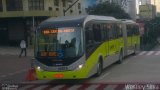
[35,67,88,80]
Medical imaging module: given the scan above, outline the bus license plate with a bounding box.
[58,67,68,71]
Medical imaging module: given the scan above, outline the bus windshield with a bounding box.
[35,27,84,60]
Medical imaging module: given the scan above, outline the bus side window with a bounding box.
[114,24,119,38]
[119,24,123,37]
[131,25,136,36]
[101,24,108,41]
[108,24,114,40]
[136,26,140,35]
[103,24,109,40]
[132,25,136,35]
[127,25,132,36]
[135,26,139,35]
[130,25,133,35]
[85,24,94,50]
[93,24,102,42]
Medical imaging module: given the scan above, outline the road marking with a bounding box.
[138,51,146,56]
[95,84,108,90]
[17,84,128,90]
[50,85,65,90]
[32,85,48,90]
[155,51,160,55]
[99,72,110,80]
[18,85,34,90]
[104,85,117,90]
[77,84,91,90]
[68,85,81,90]
[86,85,99,90]
[146,51,154,56]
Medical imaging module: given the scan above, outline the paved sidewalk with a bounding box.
[0,46,34,56]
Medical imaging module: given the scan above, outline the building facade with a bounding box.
[139,4,156,20]
[139,0,151,5]
[0,0,85,46]
[151,0,160,16]
[125,0,137,20]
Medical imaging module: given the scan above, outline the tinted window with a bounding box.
[93,24,102,42]
[28,0,44,10]
[101,24,108,41]
[127,25,133,36]
[0,0,2,11]
[6,0,23,11]
[108,24,115,40]
[114,23,123,38]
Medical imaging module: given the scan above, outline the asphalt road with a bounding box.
[0,55,31,83]
[0,45,160,90]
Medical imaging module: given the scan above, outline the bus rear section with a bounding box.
[121,20,140,56]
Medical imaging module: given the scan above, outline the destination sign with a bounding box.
[42,28,75,35]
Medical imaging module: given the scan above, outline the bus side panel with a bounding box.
[86,42,107,77]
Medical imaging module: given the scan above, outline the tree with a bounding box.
[86,2,130,19]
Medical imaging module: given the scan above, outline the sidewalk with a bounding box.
[0,46,34,56]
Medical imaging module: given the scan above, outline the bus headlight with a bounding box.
[78,64,83,69]
[37,66,43,71]
[75,64,84,70]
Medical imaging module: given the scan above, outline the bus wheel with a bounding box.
[117,50,123,64]
[95,60,103,77]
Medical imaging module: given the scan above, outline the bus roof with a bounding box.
[39,15,119,28]
[84,15,118,24]
[120,19,136,24]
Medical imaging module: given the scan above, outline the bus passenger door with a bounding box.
[102,24,109,58]
[114,23,123,55]
[107,24,118,62]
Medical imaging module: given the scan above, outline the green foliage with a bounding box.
[86,2,131,19]
[142,17,160,50]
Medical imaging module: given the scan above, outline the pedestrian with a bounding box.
[19,40,27,57]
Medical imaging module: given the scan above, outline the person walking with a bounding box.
[19,40,27,57]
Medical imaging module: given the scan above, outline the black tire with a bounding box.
[117,50,123,64]
[95,60,103,77]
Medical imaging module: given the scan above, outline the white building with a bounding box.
[125,0,137,20]
[139,0,151,5]
[151,0,160,15]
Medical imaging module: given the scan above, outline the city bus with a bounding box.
[33,15,140,80]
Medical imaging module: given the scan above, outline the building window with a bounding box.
[56,8,59,11]
[62,0,66,7]
[54,0,59,6]
[78,3,81,9]
[6,0,23,11]
[0,0,2,11]
[70,9,73,14]
[28,0,44,10]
